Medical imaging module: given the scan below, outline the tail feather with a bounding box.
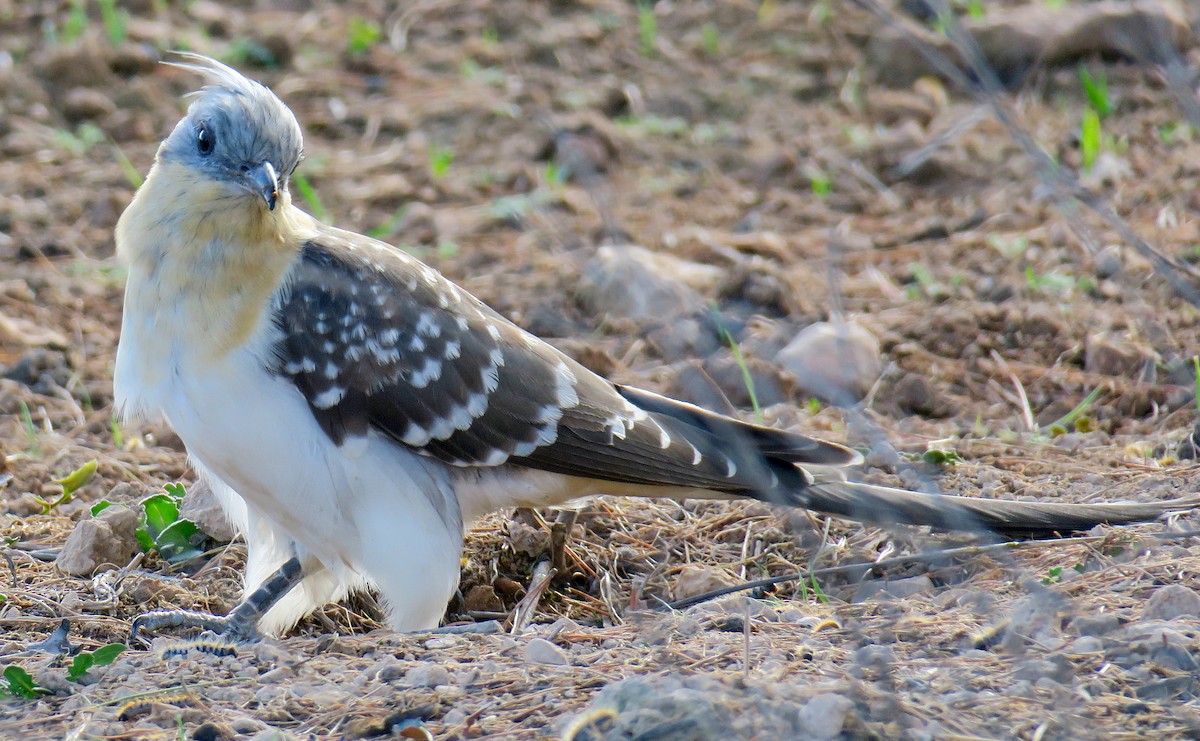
[799,478,1200,537]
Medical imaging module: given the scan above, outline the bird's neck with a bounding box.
[116,160,314,359]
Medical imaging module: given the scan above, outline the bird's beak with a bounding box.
[246,162,279,211]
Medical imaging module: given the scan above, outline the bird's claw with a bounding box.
[129,609,262,647]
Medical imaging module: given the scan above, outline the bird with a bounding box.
[113,55,1198,641]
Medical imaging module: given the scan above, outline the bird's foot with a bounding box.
[130,556,304,647]
[129,608,261,647]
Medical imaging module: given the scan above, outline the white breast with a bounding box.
[115,290,465,631]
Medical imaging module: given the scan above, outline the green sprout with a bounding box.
[346,17,382,55]
[719,328,762,420]
[61,0,88,44]
[428,146,454,180]
[35,460,97,515]
[701,22,719,55]
[133,483,205,564]
[1078,65,1111,119]
[96,0,128,46]
[1080,108,1102,171]
[1040,387,1103,437]
[637,1,657,57]
[0,666,49,699]
[292,172,329,223]
[67,644,126,681]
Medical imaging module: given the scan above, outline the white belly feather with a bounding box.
[115,295,464,632]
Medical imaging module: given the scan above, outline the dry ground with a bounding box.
[3,0,1200,738]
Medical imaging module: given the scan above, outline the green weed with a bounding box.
[346,17,382,55]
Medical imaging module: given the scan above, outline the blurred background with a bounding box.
[2,1,1200,738]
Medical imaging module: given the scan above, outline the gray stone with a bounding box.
[852,575,935,603]
[1143,585,1200,621]
[178,478,237,542]
[776,321,882,406]
[797,693,854,740]
[576,245,707,323]
[524,637,568,666]
[1070,613,1121,637]
[56,505,141,576]
[404,663,452,687]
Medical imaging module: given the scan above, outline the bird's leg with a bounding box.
[130,556,303,645]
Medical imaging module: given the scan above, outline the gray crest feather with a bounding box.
[165,52,268,101]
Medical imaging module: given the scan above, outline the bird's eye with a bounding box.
[196,123,215,156]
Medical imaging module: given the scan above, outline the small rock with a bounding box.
[776,321,882,406]
[1071,636,1104,654]
[671,564,737,602]
[797,693,854,740]
[576,245,707,323]
[61,87,116,122]
[1070,613,1121,637]
[507,520,549,558]
[178,479,237,542]
[404,664,452,688]
[852,575,935,603]
[1084,332,1158,380]
[866,0,1193,87]
[524,637,568,666]
[1143,585,1200,620]
[56,505,141,576]
[1093,245,1123,279]
[463,585,504,613]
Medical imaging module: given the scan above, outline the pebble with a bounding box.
[797,693,854,740]
[1142,584,1200,620]
[775,321,882,405]
[852,575,934,603]
[404,664,452,687]
[524,637,569,666]
[424,636,457,650]
[56,505,141,576]
[671,564,736,602]
[179,478,238,542]
[576,245,706,323]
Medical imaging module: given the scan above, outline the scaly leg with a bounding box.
[130,556,303,645]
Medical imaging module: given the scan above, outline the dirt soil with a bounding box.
[3,1,1200,739]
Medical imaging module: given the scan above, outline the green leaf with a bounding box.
[90,499,114,516]
[156,519,204,563]
[163,482,187,500]
[141,493,180,539]
[135,527,156,554]
[90,643,127,666]
[56,460,97,498]
[922,449,959,466]
[66,653,94,681]
[2,666,49,699]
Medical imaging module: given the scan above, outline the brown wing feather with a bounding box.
[272,224,858,494]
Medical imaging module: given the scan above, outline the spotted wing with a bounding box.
[272,224,859,494]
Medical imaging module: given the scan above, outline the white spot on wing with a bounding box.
[416,312,442,338]
[409,356,442,388]
[482,448,509,466]
[723,456,737,478]
[311,385,346,409]
[400,422,431,446]
[690,444,702,465]
[554,361,579,409]
[444,339,462,360]
[323,361,340,380]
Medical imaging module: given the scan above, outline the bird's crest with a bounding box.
[165,52,268,102]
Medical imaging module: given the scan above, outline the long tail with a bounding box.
[799,478,1200,537]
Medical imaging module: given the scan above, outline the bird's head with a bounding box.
[158,53,303,213]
